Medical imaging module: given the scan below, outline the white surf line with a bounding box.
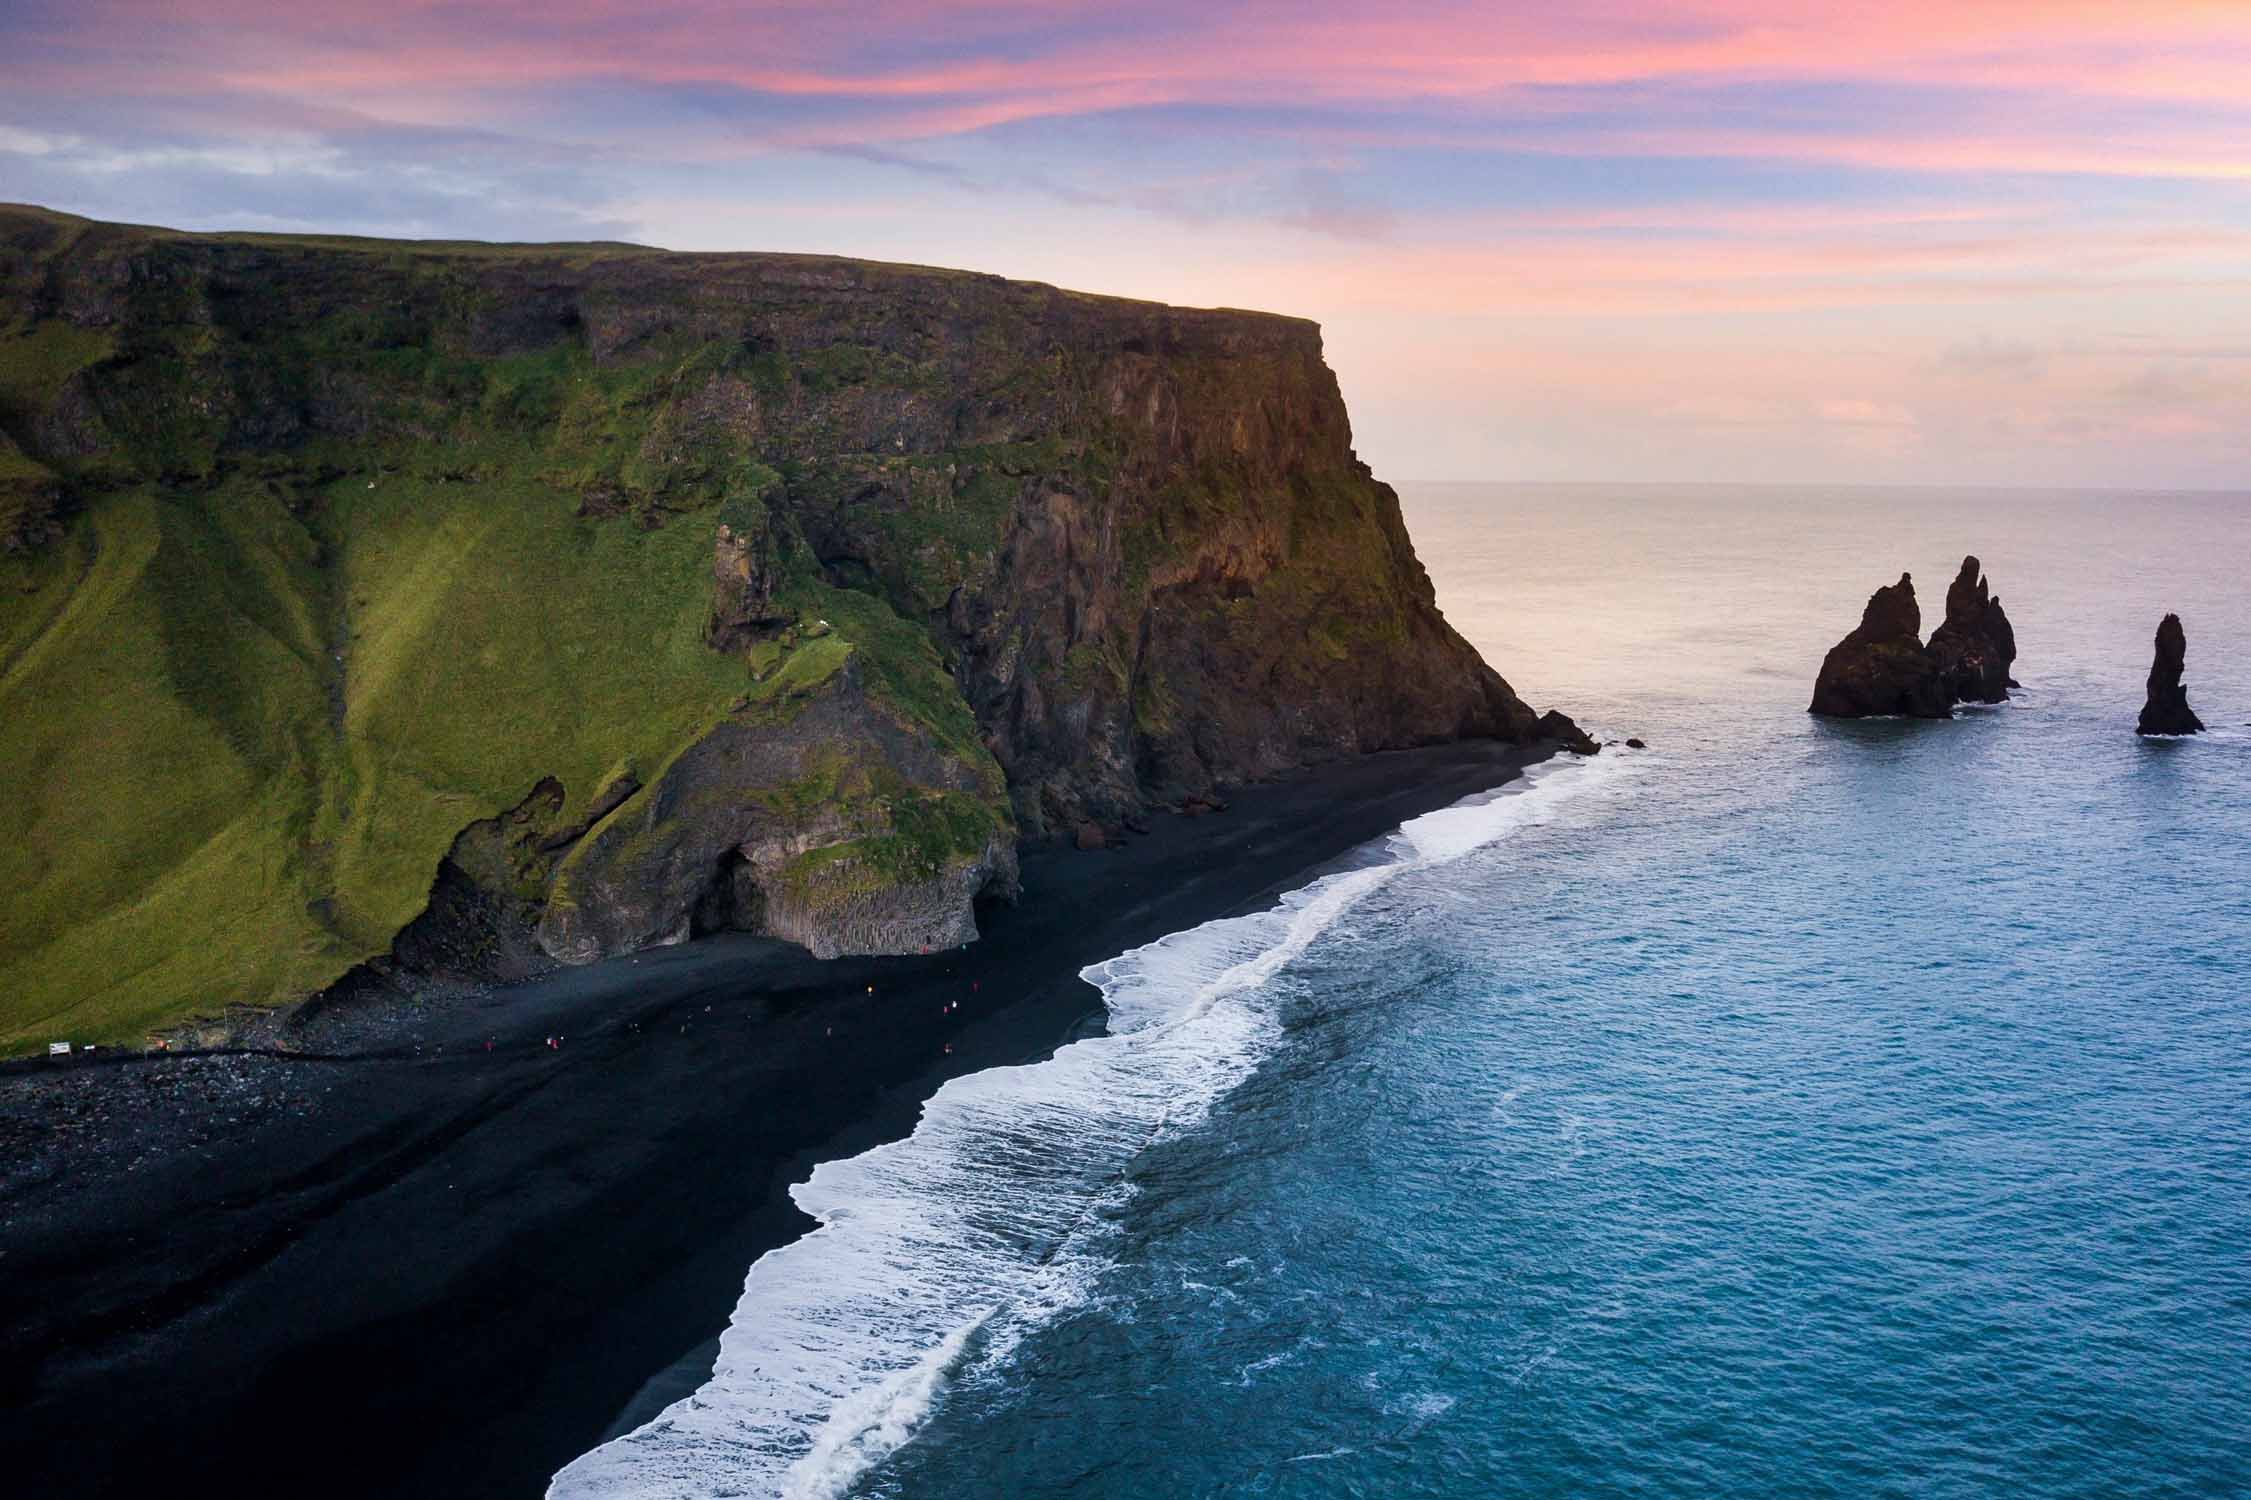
[550,749,1630,1500]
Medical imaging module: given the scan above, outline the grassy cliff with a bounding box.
[0,204,1535,1053]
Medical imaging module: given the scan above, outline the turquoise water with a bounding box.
[565,488,2251,1499]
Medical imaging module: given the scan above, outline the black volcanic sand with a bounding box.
[0,739,1549,1499]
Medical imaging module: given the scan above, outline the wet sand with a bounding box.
[0,738,1548,1499]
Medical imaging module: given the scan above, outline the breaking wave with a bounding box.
[549,752,1621,1500]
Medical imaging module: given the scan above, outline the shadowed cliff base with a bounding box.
[0,737,1550,1500]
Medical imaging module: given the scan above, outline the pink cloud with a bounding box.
[1817,398,1916,428]
[10,0,2251,183]
[9,2,2247,487]
[1171,218,2251,321]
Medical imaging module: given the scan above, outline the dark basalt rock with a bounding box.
[2137,613,2205,736]
[1925,555,2018,703]
[1537,709,1601,755]
[706,511,789,651]
[1810,572,1952,718]
[1625,737,1645,749]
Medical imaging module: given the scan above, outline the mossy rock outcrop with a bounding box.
[541,651,1016,963]
[0,203,1538,1051]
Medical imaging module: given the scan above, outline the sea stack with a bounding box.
[1536,709,1601,755]
[2136,614,2205,736]
[1925,555,2017,703]
[1810,573,1952,718]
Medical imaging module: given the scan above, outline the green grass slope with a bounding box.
[0,454,989,1051]
[0,468,747,1050]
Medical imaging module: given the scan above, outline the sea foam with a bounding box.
[549,752,1618,1500]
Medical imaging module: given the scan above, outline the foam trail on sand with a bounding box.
[549,753,1620,1500]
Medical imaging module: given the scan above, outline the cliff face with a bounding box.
[0,205,1539,1048]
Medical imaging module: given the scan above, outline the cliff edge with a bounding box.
[0,205,1542,1050]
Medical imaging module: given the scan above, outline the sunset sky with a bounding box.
[4,1,2247,487]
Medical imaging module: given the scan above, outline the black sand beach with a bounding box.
[0,739,1549,1500]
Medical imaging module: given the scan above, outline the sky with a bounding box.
[3,1,2248,488]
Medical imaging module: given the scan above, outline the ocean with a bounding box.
[553,486,2251,1499]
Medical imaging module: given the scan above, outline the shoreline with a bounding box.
[0,737,1554,1500]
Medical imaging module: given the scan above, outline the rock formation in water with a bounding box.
[1809,573,1953,718]
[0,203,1558,1048]
[1924,555,2017,704]
[1536,709,1600,755]
[2136,614,2205,736]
